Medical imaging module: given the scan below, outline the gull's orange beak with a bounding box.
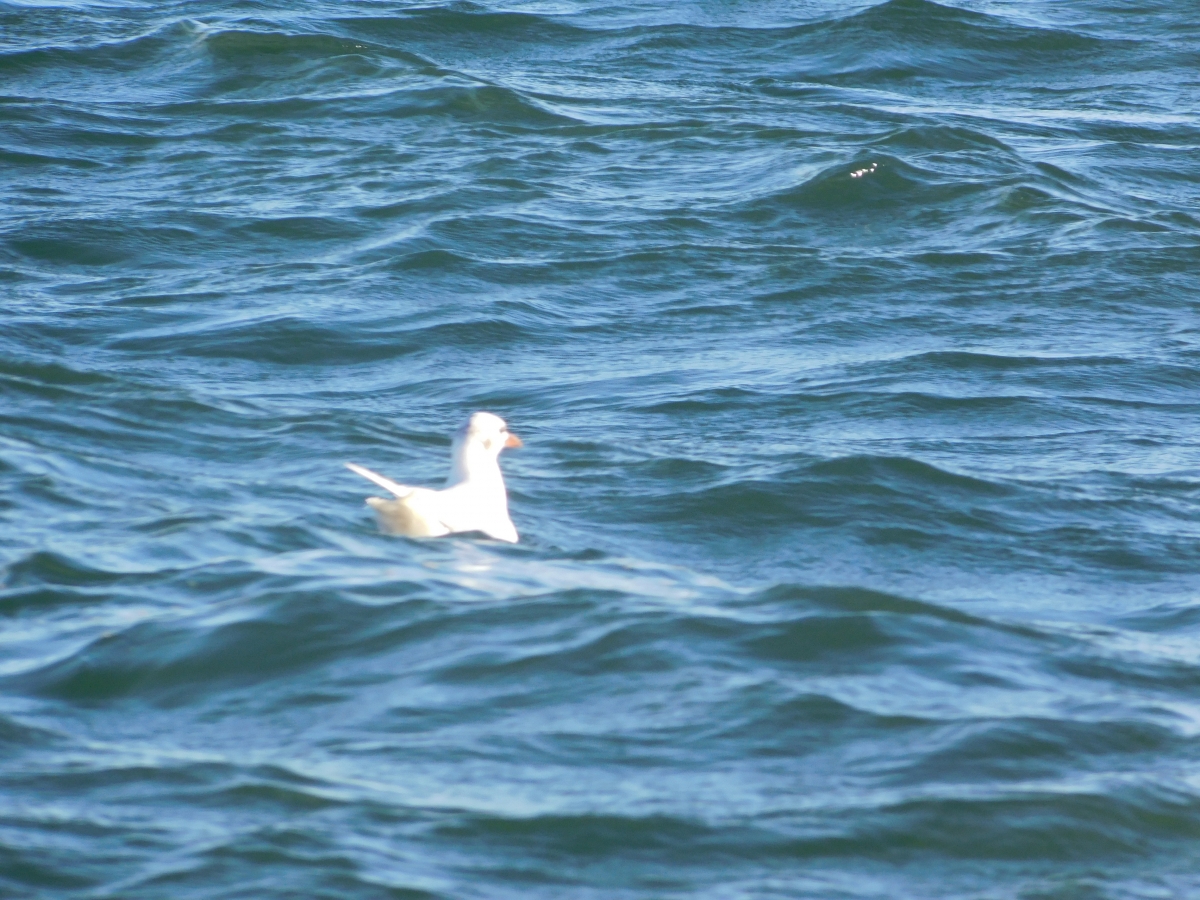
[504,432,523,449]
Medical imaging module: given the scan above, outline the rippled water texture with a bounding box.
[3,1,1200,897]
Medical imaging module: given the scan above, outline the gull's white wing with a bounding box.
[347,461,517,543]
[346,463,413,499]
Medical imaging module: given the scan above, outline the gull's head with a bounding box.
[456,411,522,460]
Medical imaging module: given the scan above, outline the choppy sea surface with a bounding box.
[3,1,1200,897]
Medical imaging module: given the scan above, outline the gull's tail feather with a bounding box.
[346,463,413,499]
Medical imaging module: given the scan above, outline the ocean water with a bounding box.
[3,0,1200,897]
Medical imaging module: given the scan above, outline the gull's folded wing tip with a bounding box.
[345,462,413,499]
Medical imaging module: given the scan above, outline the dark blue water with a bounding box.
[3,1,1200,897]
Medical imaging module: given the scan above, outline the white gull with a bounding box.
[346,411,522,543]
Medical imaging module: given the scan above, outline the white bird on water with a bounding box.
[346,411,522,543]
